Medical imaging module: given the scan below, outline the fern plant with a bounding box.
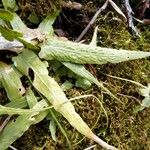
[0,3,150,150]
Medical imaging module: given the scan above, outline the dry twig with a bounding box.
[123,0,140,37]
[75,1,109,42]
[76,0,127,42]
[0,116,11,133]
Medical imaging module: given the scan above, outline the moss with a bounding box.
[16,0,65,25]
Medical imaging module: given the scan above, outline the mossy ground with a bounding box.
[2,0,150,150]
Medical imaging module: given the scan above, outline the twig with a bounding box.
[102,73,147,89]
[9,145,18,150]
[123,0,140,37]
[0,116,11,133]
[92,134,118,150]
[117,93,141,103]
[135,0,150,19]
[84,145,96,150]
[75,1,109,42]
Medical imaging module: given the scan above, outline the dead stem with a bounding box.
[75,1,109,42]
[0,116,11,133]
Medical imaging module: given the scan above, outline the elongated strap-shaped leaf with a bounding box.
[63,27,120,101]
[49,116,57,141]
[5,98,28,108]
[0,13,38,51]
[0,11,42,50]
[17,36,39,51]
[0,99,48,150]
[0,62,25,101]
[39,37,150,64]
[0,36,23,52]
[49,109,72,149]
[0,105,42,115]
[10,13,27,32]
[2,0,18,11]
[38,10,59,35]
[0,115,35,150]
[13,50,117,150]
[26,88,37,108]
[0,61,48,149]
[90,26,98,47]
[108,0,127,21]
[0,9,13,21]
[0,25,23,41]
[63,62,120,101]
[8,12,40,50]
